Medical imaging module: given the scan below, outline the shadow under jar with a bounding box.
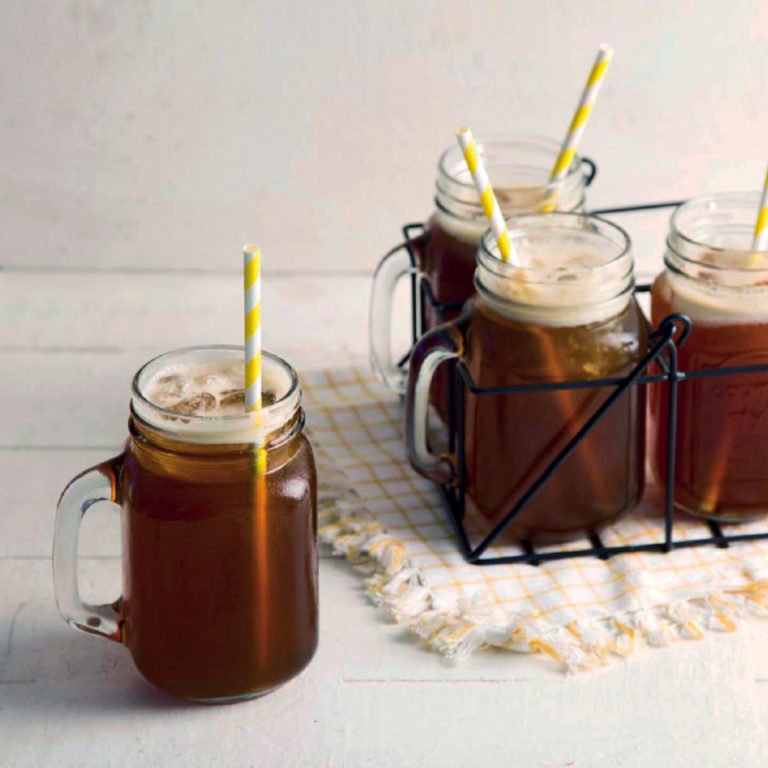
[53,346,318,702]
[651,193,768,521]
[405,213,647,543]
[369,136,592,395]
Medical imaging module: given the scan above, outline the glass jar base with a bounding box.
[674,501,768,525]
[188,688,276,705]
[491,503,633,546]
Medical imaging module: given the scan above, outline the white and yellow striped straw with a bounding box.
[243,243,267,473]
[456,126,520,266]
[549,44,614,186]
[751,164,768,253]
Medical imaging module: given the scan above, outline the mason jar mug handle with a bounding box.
[52,455,124,642]
[369,241,422,395]
[404,323,463,485]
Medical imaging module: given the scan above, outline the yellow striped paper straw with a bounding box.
[456,126,520,266]
[751,164,768,253]
[243,243,267,473]
[550,44,614,185]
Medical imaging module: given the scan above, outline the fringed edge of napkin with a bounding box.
[315,451,768,673]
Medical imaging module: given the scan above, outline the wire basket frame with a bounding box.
[392,199,768,565]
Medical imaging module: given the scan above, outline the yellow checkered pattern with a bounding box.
[302,367,768,670]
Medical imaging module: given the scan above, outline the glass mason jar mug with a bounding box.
[369,136,594,393]
[650,193,768,521]
[405,213,647,542]
[53,346,318,702]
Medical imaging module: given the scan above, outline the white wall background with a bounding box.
[2,0,768,273]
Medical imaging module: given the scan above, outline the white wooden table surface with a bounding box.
[2,208,768,768]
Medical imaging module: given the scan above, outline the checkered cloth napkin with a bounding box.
[303,367,768,672]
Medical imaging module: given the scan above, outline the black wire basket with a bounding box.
[392,200,768,566]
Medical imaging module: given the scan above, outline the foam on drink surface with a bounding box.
[146,362,279,417]
[132,348,295,445]
[479,233,633,327]
[659,249,768,325]
[436,185,554,245]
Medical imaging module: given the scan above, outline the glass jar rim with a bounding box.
[132,345,300,425]
[437,134,584,190]
[434,135,587,225]
[474,212,635,326]
[669,191,768,272]
[479,211,632,281]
